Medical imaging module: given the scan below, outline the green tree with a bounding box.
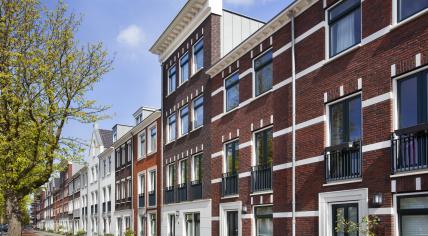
[0,0,112,234]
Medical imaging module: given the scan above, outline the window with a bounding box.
[121,146,125,165]
[332,203,358,236]
[139,215,145,236]
[168,114,177,142]
[127,142,132,162]
[167,164,175,188]
[254,128,273,166]
[116,150,120,168]
[193,96,204,129]
[139,131,146,159]
[169,214,176,236]
[193,39,204,72]
[398,195,428,235]
[148,125,157,154]
[127,179,132,199]
[125,216,131,230]
[192,154,202,182]
[225,73,239,111]
[180,105,189,136]
[329,95,361,146]
[149,213,157,236]
[108,156,111,174]
[398,0,428,22]
[185,213,200,236]
[168,66,176,94]
[138,174,145,195]
[180,53,190,84]
[179,159,188,185]
[149,170,156,193]
[225,140,239,173]
[397,70,428,129]
[121,181,125,199]
[254,50,273,96]
[328,0,361,57]
[255,206,273,236]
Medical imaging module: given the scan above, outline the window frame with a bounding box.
[193,38,204,74]
[191,154,203,183]
[180,52,190,85]
[254,205,273,236]
[224,139,240,174]
[127,141,132,163]
[168,65,177,95]
[252,49,273,97]
[393,192,428,235]
[138,130,146,160]
[138,172,145,195]
[192,95,204,130]
[180,105,189,136]
[332,203,359,236]
[252,126,273,167]
[179,159,188,185]
[166,163,176,188]
[224,72,240,113]
[394,0,428,24]
[325,0,362,59]
[148,123,157,154]
[167,113,177,143]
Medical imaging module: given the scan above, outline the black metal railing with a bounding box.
[94,204,98,214]
[251,164,272,192]
[102,202,106,213]
[148,190,156,206]
[107,201,111,212]
[392,125,428,174]
[138,193,145,208]
[177,183,188,202]
[222,172,238,196]
[127,197,132,202]
[325,140,362,182]
[165,187,175,204]
[90,205,94,215]
[191,180,202,200]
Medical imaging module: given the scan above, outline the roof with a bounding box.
[98,129,113,148]
[206,0,317,77]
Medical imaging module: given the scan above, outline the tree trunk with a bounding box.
[6,195,21,236]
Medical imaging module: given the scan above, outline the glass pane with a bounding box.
[402,215,428,235]
[181,61,189,83]
[398,76,418,129]
[329,0,360,21]
[226,141,239,172]
[194,97,204,128]
[256,218,273,236]
[398,0,428,22]
[400,196,428,209]
[348,96,361,142]
[330,8,361,56]
[330,102,345,146]
[195,213,200,236]
[226,82,239,111]
[255,63,273,96]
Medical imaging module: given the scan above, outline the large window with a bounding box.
[180,105,189,136]
[254,50,273,96]
[225,73,239,112]
[332,203,358,236]
[193,39,204,72]
[398,0,428,22]
[167,164,175,188]
[168,66,176,94]
[180,53,189,84]
[138,174,145,195]
[193,96,204,129]
[149,170,156,193]
[255,206,273,236]
[148,125,157,154]
[127,142,132,162]
[169,214,176,236]
[397,70,428,129]
[179,159,188,185]
[398,195,428,235]
[185,213,200,236]
[168,114,176,142]
[149,213,157,236]
[328,0,361,57]
[225,140,239,173]
[254,128,273,166]
[192,154,202,182]
[226,211,239,236]
[139,131,146,159]
[329,95,361,146]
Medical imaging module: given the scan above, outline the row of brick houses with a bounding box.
[32,0,428,235]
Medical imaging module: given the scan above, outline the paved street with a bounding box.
[0,229,63,236]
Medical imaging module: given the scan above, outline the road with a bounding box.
[0,229,63,236]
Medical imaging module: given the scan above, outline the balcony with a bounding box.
[138,193,145,208]
[177,183,188,202]
[165,187,175,204]
[392,125,428,174]
[190,180,202,200]
[222,172,238,196]
[251,165,272,193]
[148,190,156,206]
[107,201,111,212]
[325,140,362,183]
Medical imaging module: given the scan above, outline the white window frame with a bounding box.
[223,138,239,174]
[180,52,190,86]
[168,65,177,95]
[167,113,177,143]
[392,0,428,26]
[251,125,273,167]
[138,130,146,160]
[324,0,363,60]
[147,123,157,154]
[223,71,240,113]
[192,95,204,130]
[191,153,202,182]
[127,141,132,162]
[318,188,368,236]
[137,171,146,195]
[219,201,242,236]
[192,37,204,74]
[179,105,189,137]
[252,49,273,98]
[166,164,175,188]
[148,212,157,236]
[393,191,428,236]
[178,159,188,185]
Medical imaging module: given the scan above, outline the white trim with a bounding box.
[211,151,222,159]
[368,207,393,215]
[219,201,242,236]
[273,155,324,171]
[393,191,428,236]
[273,211,318,218]
[362,92,392,108]
[390,169,428,178]
[273,115,325,138]
[238,171,251,179]
[239,68,253,79]
[211,178,222,184]
[362,140,390,153]
[238,141,251,149]
[211,86,223,97]
[322,178,362,187]
[361,26,391,45]
[211,216,219,221]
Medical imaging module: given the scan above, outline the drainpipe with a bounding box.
[289,10,297,236]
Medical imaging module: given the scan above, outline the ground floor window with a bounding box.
[227,211,239,236]
[149,213,157,236]
[398,194,428,235]
[125,216,131,231]
[117,217,123,236]
[332,203,358,236]
[185,212,200,236]
[255,206,273,236]
[169,214,176,236]
[139,215,146,236]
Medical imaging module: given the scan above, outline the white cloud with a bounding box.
[116,24,144,47]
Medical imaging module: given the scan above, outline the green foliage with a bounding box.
[75,230,86,236]
[0,0,112,231]
[125,229,134,236]
[335,214,380,236]
[104,234,114,236]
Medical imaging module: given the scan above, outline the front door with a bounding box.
[227,211,239,236]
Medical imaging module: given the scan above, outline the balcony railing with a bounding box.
[107,201,111,212]
[138,193,145,208]
[190,180,202,200]
[102,202,106,213]
[325,140,362,182]
[148,190,156,206]
[94,204,98,214]
[177,183,188,202]
[392,125,428,174]
[90,205,93,215]
[251,164,272,193]
[165,187,175,204]
[222,172,238,196]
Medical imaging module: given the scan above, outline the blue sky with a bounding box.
[56,0,292,148]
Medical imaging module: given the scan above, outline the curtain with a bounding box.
[331,9,359,56]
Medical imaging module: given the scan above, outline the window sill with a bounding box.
[390,169,428,178]
[165,140,175,146]
[137,156,146,162]
[250,190,273,196]
[166,90,176,98]
[221,194,239,200]
[177,133,188,141]
[223,106,239,116]
[325,43,361,66]
[146,151,157,157]
[323,178,362,187]
[191,125,203,133]
[191,68,204,78]
[178,79,188,88]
